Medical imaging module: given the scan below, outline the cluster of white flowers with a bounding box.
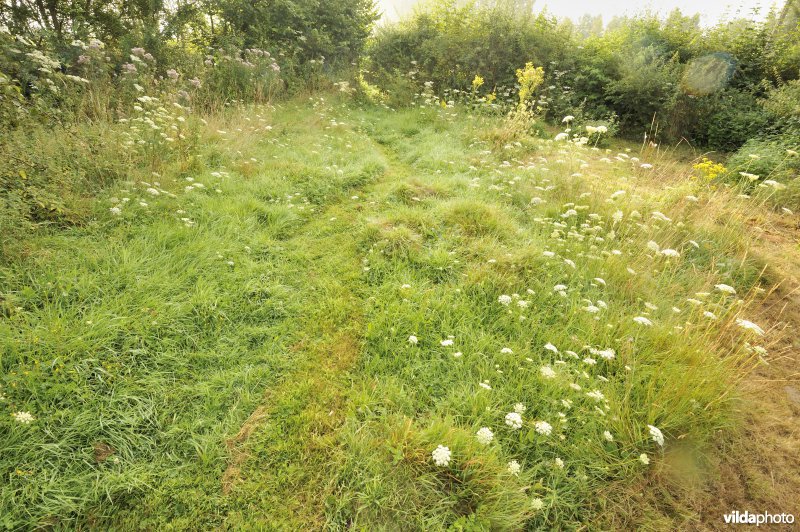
[505,412,523,430]
[432,445,451,466]
[534,421,553,436]
[736,318,765,336]
[648,425,665,447]
[11,411,34,424]
[476,427,495,445]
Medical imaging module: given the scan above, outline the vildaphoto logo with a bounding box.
[723,511,796,526]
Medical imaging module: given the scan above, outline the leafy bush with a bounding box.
[366,0,570,95]
[218,0,378,69]
[726,135,800,183]
[192,46,283,108]
[689,90,774,152]
[762,79,800,135]
[366,4,800,151]
[604,45,682,134]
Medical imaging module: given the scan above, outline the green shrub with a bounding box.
[762,79,800,136]
[366,0,570,96]
[0,124,131,224]
[710,91,772,152]
[604,45,682,134]
[725,134,800,185]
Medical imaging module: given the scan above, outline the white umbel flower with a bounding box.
[736,318,765,336]
[432,445,451,466]
[540,366,556,379]
[535,421,553,435]
[505,412,523,430]
[476,427,494,445]
[586,389,605,401]
[715,284,736,295]
[11,411,34,424]
[648,425,665,447]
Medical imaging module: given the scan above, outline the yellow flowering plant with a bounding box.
[692,158,727,181]
[515,62,544,111]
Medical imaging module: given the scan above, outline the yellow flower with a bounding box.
[472,74,484,90]
[515,62,545,106]
[692,158,726,181]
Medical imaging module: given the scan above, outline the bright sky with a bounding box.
[376,0,782,25]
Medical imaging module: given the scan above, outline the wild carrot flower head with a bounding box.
[648,425,664,447]
[432,445,451,466]
[476,427,494,445]
[505,412,523,430]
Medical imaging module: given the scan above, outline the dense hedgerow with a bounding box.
[365,0,800,152]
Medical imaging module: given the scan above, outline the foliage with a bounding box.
[762,79,800,135]
[366,1,800,153]
[726,136,800,184]
[0,0,377,92]
[604,46,682,133]
[690,89,774,152]
[366,0,571,99]
[0,33,279,236]
[218,0,378,70]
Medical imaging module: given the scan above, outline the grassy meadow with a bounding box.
[3,93,798,529]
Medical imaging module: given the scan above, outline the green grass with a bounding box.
[0,96,774,529]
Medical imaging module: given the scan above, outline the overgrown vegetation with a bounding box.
[367,0,800,154]
[1,0,799,529]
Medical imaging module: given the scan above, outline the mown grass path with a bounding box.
[221,138,404,528]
